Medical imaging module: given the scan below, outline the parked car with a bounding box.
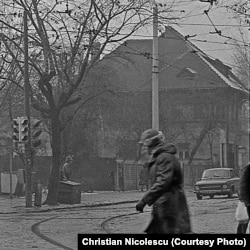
[193,168,240,200]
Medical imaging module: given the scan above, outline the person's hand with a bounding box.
[136,199,146,213]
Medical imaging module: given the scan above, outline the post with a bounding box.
[152,3,159,130]
[23,10,32,207]
[221,143,225,167]
[9,146,13,199]
[225,123,229,167]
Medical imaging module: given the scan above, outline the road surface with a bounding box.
[0,192,241,250]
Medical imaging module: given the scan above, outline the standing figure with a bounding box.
[109,170,115,191]
[237,162,250,234]
[135,129,192,234]
[60,156,73,181]
[139,166,149,191]
[138,144,150,191]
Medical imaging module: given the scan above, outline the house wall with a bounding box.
[99,88,242,168]
[94,26,248,174]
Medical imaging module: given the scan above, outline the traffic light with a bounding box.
[31,118,42,148]
[12,118,20,142]
[19,116,29,143]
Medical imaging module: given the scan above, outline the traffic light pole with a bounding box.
[23,10,32,207]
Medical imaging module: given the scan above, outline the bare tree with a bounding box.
[0,0,178,205]
[233,42,250,89]
[225,0,249,88]
[226,0,250,26]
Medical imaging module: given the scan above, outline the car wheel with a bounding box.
[209,195,214,199]
[196,194,202,200]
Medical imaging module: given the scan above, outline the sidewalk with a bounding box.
[0,188,195,214]
[0,190,148,214]
[0,188,241,250]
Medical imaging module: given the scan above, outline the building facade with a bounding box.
[93,26,249,188]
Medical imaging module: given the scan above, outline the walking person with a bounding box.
[236,162,250,234]
[60,155,73,181]
[135,129,192,234]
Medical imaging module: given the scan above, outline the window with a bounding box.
[178,143,190,160]
[176,67,196,80]
[179,150,189,160]
[202,169,230,179]
[230,170,235,178]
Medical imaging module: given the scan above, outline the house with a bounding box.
[91,26,249,188]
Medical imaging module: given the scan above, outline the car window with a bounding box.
[202,169,230,179]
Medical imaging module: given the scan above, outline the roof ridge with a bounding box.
[162,27,247,92]
[197,53,248,93]
[109,26,248,92]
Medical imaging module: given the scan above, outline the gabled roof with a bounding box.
[102,26,248,94]
[197,54,247,92]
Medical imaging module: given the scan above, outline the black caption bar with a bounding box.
[78,234,250,249]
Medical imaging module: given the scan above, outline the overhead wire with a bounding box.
[0,27,245,72]
[100,38,248,90]
[100,32,248,71]
[202,7,249,47]
[0,0,248,75]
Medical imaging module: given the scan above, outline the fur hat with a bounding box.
[66,156,73,162]
[139,129,165,147]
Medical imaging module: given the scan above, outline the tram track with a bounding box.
[31,216,74,250]
[30,203,139,249]
[28,197,237,249]
[101,211,149,234]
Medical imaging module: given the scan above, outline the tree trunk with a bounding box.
[43,113,62,205]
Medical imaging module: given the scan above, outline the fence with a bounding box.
[115,160,143,191]
[183,164,212,187]
[115,160,212,190]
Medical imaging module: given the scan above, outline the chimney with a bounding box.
[214,59,231,77]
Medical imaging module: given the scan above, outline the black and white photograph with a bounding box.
[0,0,249,249]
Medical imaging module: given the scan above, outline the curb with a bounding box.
[0,199,139,215]
[0,188,194,215]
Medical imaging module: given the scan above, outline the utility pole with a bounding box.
[152,2,159,130]
[23,10,32,207]
[9,145,13,199]
[8,89,13,199]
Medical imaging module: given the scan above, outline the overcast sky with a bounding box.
[173,0,248,66]
[132,0,249,72]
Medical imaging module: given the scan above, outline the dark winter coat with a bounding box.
[141,143,192,234]
[239,163,250,207]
